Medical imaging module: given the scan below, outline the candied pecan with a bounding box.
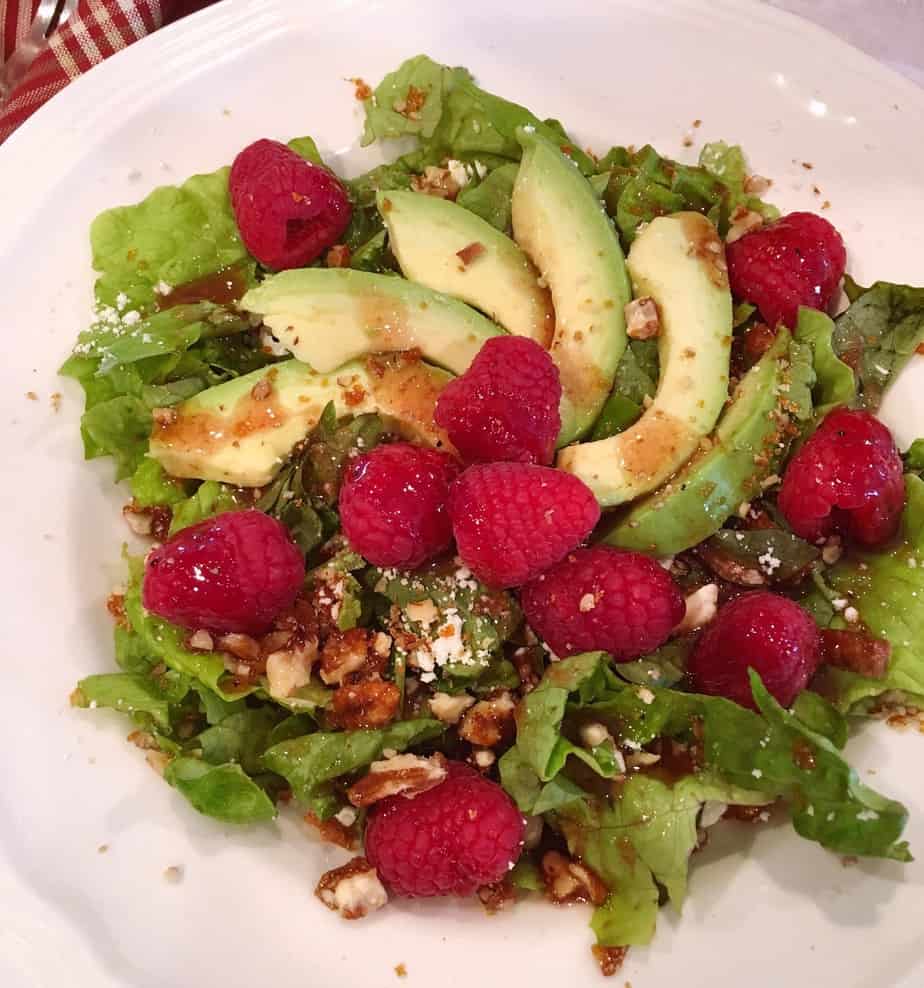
[315,857,387,919]
[510,644,544,693]
[477,878,517,914]
[724,804,771,824]
[106,591,129,629]
[126,730,159,751]
[591,945,628,978]
[122,500,172,540]
[304,811,358,850]
[733,321,778,374]
[186,629,214,651]
[458,691,516,748]
[331,681,400,729]
[326,244,351,268]
[217,632,262,665]
[265,638,318,699]
[410,166,460,200]
[541,851,608,906]
[320,628,372,685]
[624,296,660,340]
[696,543,766,587]
[304,582,342,638]
[456,241,486,269]
[428,691,475,725]
[820,629,891,680]
[347,752,448,807]
[726,205,764,244]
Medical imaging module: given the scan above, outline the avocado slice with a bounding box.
[241,269,503,376]
[377,190,554,347]
[557,212,733,506]
[599,330,795,555]
[512,128,630,444]
[148,355,452,487]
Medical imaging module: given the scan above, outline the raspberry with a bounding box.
[229,139,351,271]
[726,211,846,329]
[434,336,562,465]
[778,407,904,547]
[340,443,461,570]
[365,761,524,897]
[448,463,600,588]
[687,591,821,709]
[521,546,686,661]
[142,510,305,635]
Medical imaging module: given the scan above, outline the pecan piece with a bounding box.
[541,851,608,906]
[696,543,766,587]
[477,878,517,914]
[347,752,448,807]
[458,691,516,748]
[624,296,661,340]
[319,628,371,685]
[304,811,358,850]
[820,629,891,679]
[427,691,475,725]
[592,945,629,978]
[315,857,387,919]
[331,681,400,729]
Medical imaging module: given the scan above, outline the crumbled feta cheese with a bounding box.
[752,768,763,779]
[831,598,847,611]
[429,610,473,666]
[325,868,387,919]
[446,159,471,188]
[579,593,596,613]
[335,807,358,827]
[405,598,439,627]
[428,691,475,724]
[844,606,859,624]
[474,749,496,768]
[674,584,718,635]
[579,722,611,749]
[758,551,781,575]
[473,160,488,179]
[856,809,879,822]
[637,687,656,706]
[115,292,128,311]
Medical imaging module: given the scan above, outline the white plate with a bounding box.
[1,1,923,985]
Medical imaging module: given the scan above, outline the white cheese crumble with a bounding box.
[637,687,656,706]
[857,809,880,822]
[758,551,781,575]
[579,593,596,613]
[752,768,763,779]
[674,584,719,635]
[844,606,859,624]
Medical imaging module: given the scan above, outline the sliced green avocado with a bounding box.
[241,268,503,376]
[148,355,452,487]
[600,330,795,555]
[512,127,630,444]
[377,190,554,346]
[558,212,733,506]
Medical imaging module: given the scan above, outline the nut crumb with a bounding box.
[51,392,62,412]
[801,161,814,170]
[163,865,184,884]
[592,945,629,977]
[395,964,407,978]
[25,391,38,400]
[97,844,109,854]
[349,77,372,101]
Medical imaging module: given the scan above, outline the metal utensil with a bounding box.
[0,0,80,101]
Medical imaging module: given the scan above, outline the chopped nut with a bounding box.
[127,730,159,750]
[743,173,771,195]
[373,632,393,658]
[477,878,517,914]
[625,750,662,769]
[726,205,764,243]
[348,77,372,101]
[151,407,178,427]
[624,297,661,340]
[304,811,358,850]
[186,629,214,651]
[458,691,516,747]
[673,583,719,635]
[579,593,597,613]
[428,691,476,724]
[250,377,273,401]
[456,241,486,269]
[410,165,460,200]
[326,244,351,268]
[541,850,608,906]
[821,536,843,565]
[106,592,129,629]
[347,752,448,807]
[319,628,371,685]
[145,751,172,777]
[579,722,612,749]
[405,598,439,627]
[820,629,891,679]
[394,964,408,979]
[217,632,262,664]
[122,501,172,540]
[315,857,388,919]
[523,815,544,850]
[265,639,319,699]
[592,945,629,978]
[331,680,400,729]
[163,865,184,884]
[472,748,496,769]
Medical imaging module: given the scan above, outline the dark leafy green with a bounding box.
[706,529,820,582]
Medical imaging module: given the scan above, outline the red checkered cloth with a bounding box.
[0,0,218,143]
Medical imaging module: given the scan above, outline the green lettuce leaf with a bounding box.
[169,480,245,535]
[803,475,924,713]
[833,280,924,410]
[164,757,277,824]
[698,141,780,221]
[130,457,189,507]
[455,162,519,232]
[197,708,282,774]
[261,719,444,816]
[795,308,857,416]
[73,673,175,730]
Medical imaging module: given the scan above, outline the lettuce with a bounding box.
[72,673,176,731]
[164,758,277,824]
[262,719,444,817]
[803,475,924,713]
[455,162,519,232]
[833,280,924,410]
[589,340,659,439]
[794,307,857,418]
[168,480,245,535]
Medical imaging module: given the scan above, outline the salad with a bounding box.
[64,54,924,977]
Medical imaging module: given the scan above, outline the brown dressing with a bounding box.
[156,263,248,310]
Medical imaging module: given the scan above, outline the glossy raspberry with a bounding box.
[340,443,461,570]
[726,211,846,328]
[434,336,562,465]
[521,546,686,661]
[688,591,821,709]
[778,407,904,547]
[365,761,525,897]
[448,463,600,588]
[142,509,305,635]
[229,139,351,270]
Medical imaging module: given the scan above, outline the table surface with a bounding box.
[768,0,924,85]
